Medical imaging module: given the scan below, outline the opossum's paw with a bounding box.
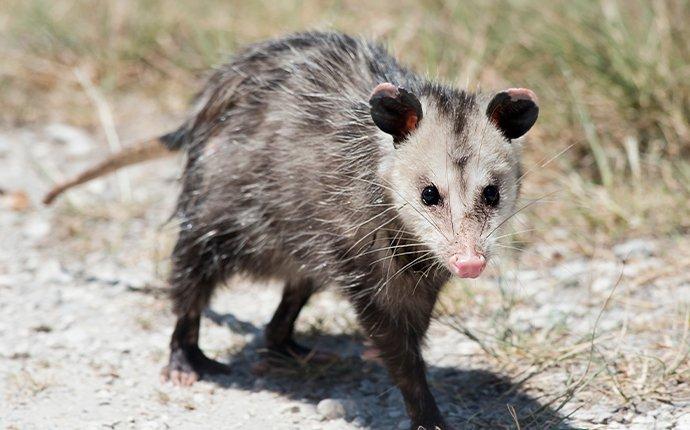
[160,346,230,386]
[265,339,340,366]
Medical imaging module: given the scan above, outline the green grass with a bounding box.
[1,0,688,247]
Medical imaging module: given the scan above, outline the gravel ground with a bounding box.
[1,125,689,429]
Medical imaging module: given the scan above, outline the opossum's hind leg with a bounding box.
[264,278,338,364]
[161,231,231,386]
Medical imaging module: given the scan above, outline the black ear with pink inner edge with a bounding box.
[369,83,423,146]
[486,88,539,140]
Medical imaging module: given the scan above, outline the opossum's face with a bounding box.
[371,84,538,278]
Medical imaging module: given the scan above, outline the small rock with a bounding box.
[613,239,656,260]
[317,398,346,420]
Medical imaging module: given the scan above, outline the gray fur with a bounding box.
[162,31,530,430]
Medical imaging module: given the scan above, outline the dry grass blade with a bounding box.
[73,67,132,202]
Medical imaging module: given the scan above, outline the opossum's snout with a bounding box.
[448,252,486,279]
[444,235,489,279]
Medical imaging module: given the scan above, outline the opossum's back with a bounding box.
[226,31,409,98]
[174,32,414,149]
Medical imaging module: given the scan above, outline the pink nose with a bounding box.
[449,253,486,278]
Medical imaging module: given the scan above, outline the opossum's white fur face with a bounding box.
[371,84,538,278]
[387,102,520,278]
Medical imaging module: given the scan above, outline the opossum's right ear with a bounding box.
[369,83,423,146]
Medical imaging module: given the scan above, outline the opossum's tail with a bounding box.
[42,130,185,205]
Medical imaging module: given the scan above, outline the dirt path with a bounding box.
[1,126,689,429]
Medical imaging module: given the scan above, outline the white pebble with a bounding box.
[317,398,346,420]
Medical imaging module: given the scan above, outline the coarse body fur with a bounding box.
[165,31,531,430]
[49,31,537,430]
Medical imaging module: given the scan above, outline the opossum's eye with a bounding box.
[421,185,441,206]
[482,185,500,207]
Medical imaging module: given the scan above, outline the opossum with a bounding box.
[44,32,538,430]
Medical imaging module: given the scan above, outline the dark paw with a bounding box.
[161,346,230,386]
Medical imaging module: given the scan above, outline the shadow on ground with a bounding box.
[203,309,575,429]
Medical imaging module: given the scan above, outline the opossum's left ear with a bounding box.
[369,83,423,146]
[486,88,539,140]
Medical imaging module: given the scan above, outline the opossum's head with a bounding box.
[370,83,538,278]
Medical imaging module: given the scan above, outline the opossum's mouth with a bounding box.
[447,253,486,278]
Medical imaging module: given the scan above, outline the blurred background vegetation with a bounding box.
[1,0,688,250]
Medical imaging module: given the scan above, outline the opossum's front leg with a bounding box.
[162,314,231,385]
[352,296,448,430]
[264,278,337,364]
